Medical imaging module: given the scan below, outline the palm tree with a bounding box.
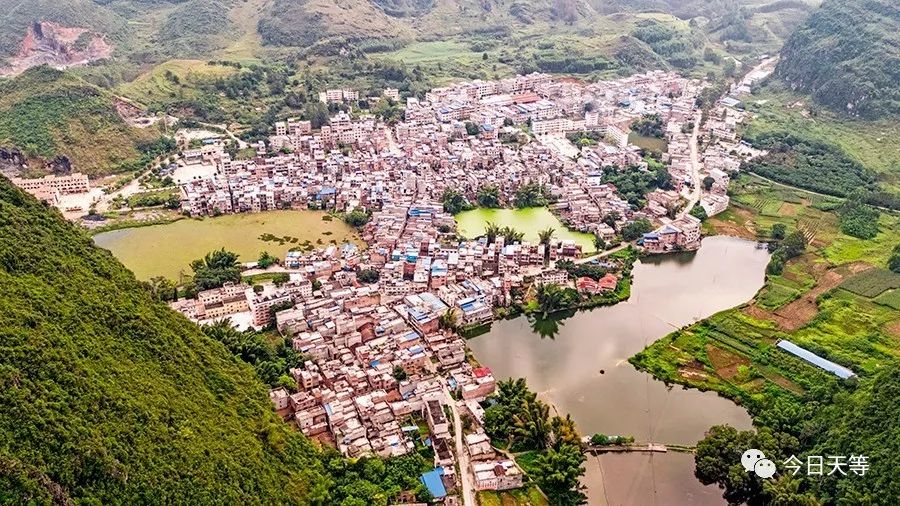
[484,222,500,244]
[536,283,566,316]
[438,308,459,331]
[550,414,581,449]
[513,398,552,450]
[497,377,534,406]
[538,227,555,264]
[500,226,524,243]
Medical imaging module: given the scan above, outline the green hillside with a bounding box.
[0,177,427,504]
[776,0,900,119]
[0,66,162,177]
[0,0,127,59]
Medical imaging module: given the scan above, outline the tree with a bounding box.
[392,365,408,381]
[539,227,556,264]
[476,185,501,208]
[780,231,807,259]
[191,249,242,291]
[838,192,880,239]
[484,222,501,244]
[763,476,820,506]
[771,223,786,240]
[593,235,607,251]
[356,268,380,283]
[258,251,278,269]
[465,121,480,136]
[344,209,371,228]
[272,272,290,286]
[695,425,799,506]
[438,308,459,331]
[890,244,900,273]
[441,188,471,214]
[512,398,552,450]
[602,212,620,230]
[702,176,715,191]
[550,414,581,449]
[536,283,570,316]
[631,113,664,138]
[146,276,177,301]
[500,226,524,243]
[531,444,587,506]
[690,205,708,222]
[621,219,653,241]
[515,181,550,208]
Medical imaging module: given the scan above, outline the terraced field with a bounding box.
[632,171,900,430]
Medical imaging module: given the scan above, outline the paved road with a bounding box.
[443,385,475,506]
[680,110,703,218]
[572,243,628,265]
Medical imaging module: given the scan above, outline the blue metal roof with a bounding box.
[776,340,856,379]
[421,468,447,499]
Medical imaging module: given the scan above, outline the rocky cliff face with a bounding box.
[0,21,112,76]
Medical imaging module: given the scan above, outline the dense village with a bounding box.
[11,67,763,502]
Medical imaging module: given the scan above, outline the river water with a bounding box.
[467,235,771,505]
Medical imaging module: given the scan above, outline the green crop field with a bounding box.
[839,269,900,298]
[874,289,900,310]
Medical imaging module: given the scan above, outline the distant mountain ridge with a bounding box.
[775,0,900,119]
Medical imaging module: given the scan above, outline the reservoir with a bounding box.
[93,210,359,280]
[467,235,770,504]
[454,207,597,253]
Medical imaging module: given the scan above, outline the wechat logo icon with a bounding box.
[742,449,777,479]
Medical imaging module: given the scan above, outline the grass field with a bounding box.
[477,487,547,506]
[744,84,900,193]
[118,60,239,106]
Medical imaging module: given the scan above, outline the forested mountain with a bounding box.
[0,177,426,504]
[776,0,900,119]
[0,0,814,68]
[0,66,163,176]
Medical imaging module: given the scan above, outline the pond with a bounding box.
[454,207,597,252]
[628,132,668,154]
[467,236,771,504]
[93,211,359,280]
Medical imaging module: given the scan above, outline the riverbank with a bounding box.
[631,175,900,408]
[467,236,769,504]
[627,174,900,502]
[468,236,766,440]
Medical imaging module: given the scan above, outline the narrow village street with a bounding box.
[444,385,476,506]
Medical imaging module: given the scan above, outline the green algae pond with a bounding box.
[454,207,597,252]
[93,211,359,280]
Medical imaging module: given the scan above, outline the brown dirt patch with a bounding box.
[885,319,900,338]
[748,262,872,331]
[709,206,757,240]
[778,203,798,216]
[758,369,805,395]
[707,345,750,380]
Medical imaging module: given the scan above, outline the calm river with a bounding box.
[467,235,770,505]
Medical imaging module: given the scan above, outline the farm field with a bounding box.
[631,171,900,429]
[476,487,547,506]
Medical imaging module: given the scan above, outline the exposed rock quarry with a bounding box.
[1,21,113,76]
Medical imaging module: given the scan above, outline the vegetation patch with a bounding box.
[839,268,900,298]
